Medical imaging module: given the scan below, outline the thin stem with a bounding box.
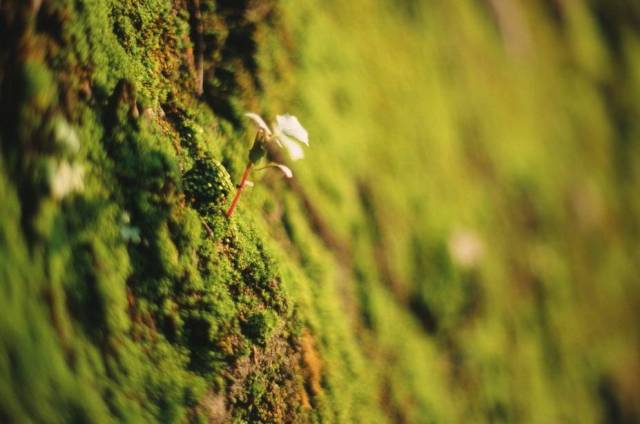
[226,162,252,217]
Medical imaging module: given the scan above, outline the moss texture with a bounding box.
[1,0,640,423]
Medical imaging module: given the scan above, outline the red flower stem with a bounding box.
[226,162,252,217]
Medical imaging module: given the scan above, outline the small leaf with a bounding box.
[270,163,293,178]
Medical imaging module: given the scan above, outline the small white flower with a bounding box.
[245,112,309,161]
[448,229,484,268]
[228,113,305,217]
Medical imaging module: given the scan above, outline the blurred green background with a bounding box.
[0,0,639,422]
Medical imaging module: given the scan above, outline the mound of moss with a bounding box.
[1,0,639,423]
[0,1,315,422]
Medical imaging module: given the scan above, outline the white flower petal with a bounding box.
[279,134,305,161]
[271,163,293,178]
[50,161,84,199]
[54,118,80,155]
[448,229,484,268]
[275,114,308,145]
[245,112,272,135]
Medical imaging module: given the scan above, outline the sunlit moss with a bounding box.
[1,0,639,422]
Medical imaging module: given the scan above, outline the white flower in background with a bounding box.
[49,160,84,200]
[245,112,309,161]
[448,229,484,268]
[53,117,80,155]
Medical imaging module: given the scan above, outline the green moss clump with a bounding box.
[2,0,640,422]
[243,309,279,345]
[183,157,233,213]
[0,0,314,422]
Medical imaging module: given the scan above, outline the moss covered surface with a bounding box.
[1,0,640,422]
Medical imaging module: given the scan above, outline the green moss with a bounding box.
[2,0,640,422]
[243,310,279,345]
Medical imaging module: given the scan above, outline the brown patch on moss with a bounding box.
[224,330,309,423]
[197,390,228,424]
[300,330,323,400]
[379,374,409,424]
[127,289,159,342]
[216,331,244,357]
